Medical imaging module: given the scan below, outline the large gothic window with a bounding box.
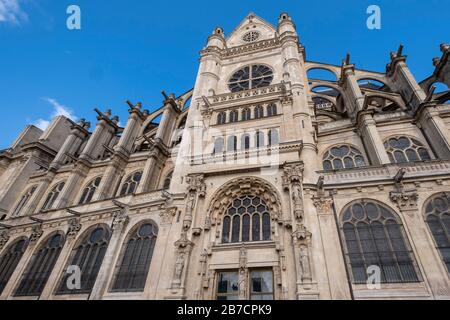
[341,200,420,284]
[15,233,65,297]
[119,172,142,196]
[228,65,274,93]
[79,177,102,205]
[424,193,450,273]
[111,223,158,292]
[0,238,28,294]
[42,182,65,211]
[56,226,111,295]
[12,185,37,217]
[222,196,271,244]
[323,145,366,171]
[384,136,431,164]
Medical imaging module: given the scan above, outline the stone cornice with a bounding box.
[208,83,290,107]
[221,37,281,59]
[321,160,450,187]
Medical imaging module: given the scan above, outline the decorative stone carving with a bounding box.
[282,163,305,221]
[29,224,43,243]
[171,234,194,290]
[292,223,312,244]
[67,218,82,239]
[0,230,10,251]
[389,168,419,214]
[238,247,248,300]
[390,190,419,212]
[183,174,206,232]
[112,209,129,231]
[160,206,177,225]
[313,196,334,215]
[292,224,313,284]
[186,174,206,197]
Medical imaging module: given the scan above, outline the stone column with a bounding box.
[313,192,352,300]
[386,45,427,112]
[21,171,56,215]
[54,161,89,208]
[390,186,450,299]
[0,155,41,214]
[114,102,148,157]
[0,225,43,299]
[136,148,165,194]
[356,111,391,165]
[339,62,365,118]
[50,119,90,170]
[415,104,450,160]
[79,109,119,162]
[95,153,128,201]
[89,209,129,300]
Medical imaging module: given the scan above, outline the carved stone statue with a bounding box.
[174,252,185,283]
[300,245,311,281]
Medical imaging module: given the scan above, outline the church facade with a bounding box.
[1,13,450,300]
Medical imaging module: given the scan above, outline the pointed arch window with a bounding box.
[267,103,277,117]
[424,193,450,273]
[163,172,173,190]
[241,134,251,151]
[79,177,102,205]
[341,200,420,284]
[42,182,65,211]
[15,233,65,297]
[254,105,264,119]
[56,226,111,295]
[384,136,431,164]
[242,108,251,121]
[0,239,28,294]
[119,171,142,196]
[111,223,158,292]
[323,145,366,171]
[12,185,37,217]
[217,112,227,125]
[222,196,271,244]
[229,110,239,123]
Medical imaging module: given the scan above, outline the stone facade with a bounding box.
[0,13,450,300]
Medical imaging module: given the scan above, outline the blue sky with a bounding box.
[0,0,448,148]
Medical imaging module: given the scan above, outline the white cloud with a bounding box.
[0,0,28,25]
[33,98,78,130]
